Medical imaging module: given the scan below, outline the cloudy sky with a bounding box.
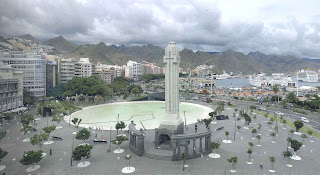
[1,0,320,58]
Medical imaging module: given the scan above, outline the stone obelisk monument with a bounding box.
[155,41,184,148]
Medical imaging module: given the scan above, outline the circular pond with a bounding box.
[68,101,212,130]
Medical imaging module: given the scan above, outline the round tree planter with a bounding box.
[122,166,135,174]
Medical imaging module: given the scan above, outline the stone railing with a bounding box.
[171,130,212,161]
[128,121,145,156]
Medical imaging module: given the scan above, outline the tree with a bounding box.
[269,156,275,170]
[125,154,132,170]
[112,135,128,150]
[256,135,262,145]
[270,132,276,141]
[283,151,293,166]
[250,106,256,112]
[225,131,230,140]
[0,148,8,162]
[131,87,139,97]
[116,121,126,135]
[282,119,287,126]
[203,118,212,129]
[71,118,82,128]
[248,142,254,148]
[21,114,34,126]
[21,124,33,140]
[247,148,253,162]
[274,126,278,133]
[42,125,56,141]
[72,144,93,165]
[243,114,252,126]
[227,156,238,170]
[290,139,302,158]
[258,124,262,131]
[286,92,298,104]
[208,111,215,118]
[30,132,49,149]
[210,142,221,156]
[290,129,295,137]
[251,128,257,138]
[237,125,241,133]
[20,150,43,168]
[308,130,313,137]
[264,112,269,119]
[76,128,91,141]
[294,120,303,132]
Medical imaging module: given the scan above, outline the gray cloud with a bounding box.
[0,0,319,58]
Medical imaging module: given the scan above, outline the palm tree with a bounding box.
[269,156,276,171]
[271,132,276,142]
[251,128,257,138]
[248,142,254,149]
[272,85,279,130]
[283,151,293,167]
[225,131,230,141]
[237,125,241,134]
[256,135,262,146]
[247,148,253,163]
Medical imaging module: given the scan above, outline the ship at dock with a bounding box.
[249,73,295,87]
[297,69,318,83]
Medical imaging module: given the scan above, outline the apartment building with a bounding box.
[0,50,46,97]
[58,58,75,84]
[75,58,92,78]
[0,62,23,112]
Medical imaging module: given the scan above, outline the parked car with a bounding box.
[301,118,309,123]
[276,111,284,115]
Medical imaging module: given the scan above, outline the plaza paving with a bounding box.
[0,103,320,174]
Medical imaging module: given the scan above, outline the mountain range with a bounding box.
[5,34,320,74]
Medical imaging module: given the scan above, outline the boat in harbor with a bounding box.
[249,73,295,87]
[215,70,231,79]
[297,69,318,83]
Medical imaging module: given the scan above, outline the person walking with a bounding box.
[49,149,52,156]
[260,162,263,169]
[195,124,198,133]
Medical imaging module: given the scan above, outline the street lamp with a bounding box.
[71,135,74,166]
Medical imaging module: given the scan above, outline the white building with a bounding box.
[58,58,75,84]
[0,50,46,97]
[75,58,92,78]
[126,60,141,81]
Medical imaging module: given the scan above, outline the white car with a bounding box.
[276,111,284,115]
[301,118,309,123]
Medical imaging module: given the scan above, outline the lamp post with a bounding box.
[71,135,74,166]
[184,111,186,130]
[107,126,112,152]
[233,113,236,141]
[68,110,71,126]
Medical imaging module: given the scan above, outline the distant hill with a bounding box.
[303,58,320,64]
[38,35,320,74]
[42,36,77,53]
[115,44,165,66]
[18,34,39,43]
[248,52,320,73]
[65,42,140,65]
[206,52,220,55]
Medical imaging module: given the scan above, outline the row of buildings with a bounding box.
[0,50,164,101]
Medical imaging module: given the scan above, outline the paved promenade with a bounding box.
[0,104,320,174]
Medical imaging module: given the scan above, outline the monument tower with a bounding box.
[155,41,184,148]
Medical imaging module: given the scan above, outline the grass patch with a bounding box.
[293,109,308,115]
[254,110,319,137]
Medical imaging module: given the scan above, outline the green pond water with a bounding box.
[70,101,212,130]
